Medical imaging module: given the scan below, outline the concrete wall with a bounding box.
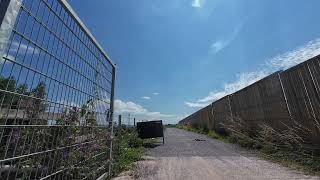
[179,55,320,143]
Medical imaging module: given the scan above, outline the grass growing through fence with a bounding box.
[175,124,320,176]
[111,127,144,178]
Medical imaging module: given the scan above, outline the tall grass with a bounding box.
[178,116,320,176]
[111,128,144,177]
[222,117,320,176]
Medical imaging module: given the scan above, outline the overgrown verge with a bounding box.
[176,122,320,176]
[111,127,144,178]
[175,124,231,143]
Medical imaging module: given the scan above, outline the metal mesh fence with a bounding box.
[0,0,115,179]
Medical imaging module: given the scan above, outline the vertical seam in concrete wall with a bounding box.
[278,72,293,119]
[306,63,320,132]
[298,68,317,120]
[228,95,233,121]
[307,63,320,113]
[210,103,215,130]
[307,64,320,93]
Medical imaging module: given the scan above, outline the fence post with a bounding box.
[0,0,10,25]
[108,65,116,176]
[0,0,21,61]
[118,115,122,127]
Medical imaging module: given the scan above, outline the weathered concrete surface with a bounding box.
[113,128,320,180]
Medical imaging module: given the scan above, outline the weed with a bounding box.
[111,128,144,177]
[178,122,320,176]
[177,125,230,143]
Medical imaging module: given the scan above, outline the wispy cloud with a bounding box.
[186,38,320,108]
[153,92,159,95]
[210,41,225,54]
[9,41,39,55]
[141,96,151,100]
[2,42,39,63]
[267,38,320,69]
[191,0,202,8]
[210,23,243,54]
[185,71,268,108]
[184,102,209,108]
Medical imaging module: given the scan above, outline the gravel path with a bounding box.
[114,128,319,180]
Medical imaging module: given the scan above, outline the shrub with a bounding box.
[127,133,143,148]
[112,128,144,177]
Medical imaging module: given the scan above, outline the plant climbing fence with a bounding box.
[0,0,115,179]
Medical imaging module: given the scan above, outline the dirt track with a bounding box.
[114,128,319,180]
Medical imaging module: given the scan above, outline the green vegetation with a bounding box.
[165,124,178,128]
[260,150,320,176]
[111,128,144,177]
[175,124,231,143]
[176,124,320,176]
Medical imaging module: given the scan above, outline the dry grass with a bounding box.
[220,117,320,176]
[178,115,320,176]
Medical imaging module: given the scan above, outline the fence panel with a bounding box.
[0,0,115,179]
[180,72,292,134]
[211,96,231,133]
[179,105,213,130]
[228,72,289,131]
[199,105,213,130]
[280,56,320,143]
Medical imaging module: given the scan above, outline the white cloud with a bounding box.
[141,96,151,100]
[209,23,243,54]
[210,41,227,54]
[1,55,15,63]
[191,0,202,8]
[114,99,173,119]
[185,71,268,108]
[153,92,160,95]
[197,91,229,103]
[114,99,186,124]
[2,42,39,63]
[9,41,39,55]
[184,102,209,108]
[186,38,320,107]
[267,38,320,69]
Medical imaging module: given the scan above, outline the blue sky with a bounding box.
[68,0,320,124]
